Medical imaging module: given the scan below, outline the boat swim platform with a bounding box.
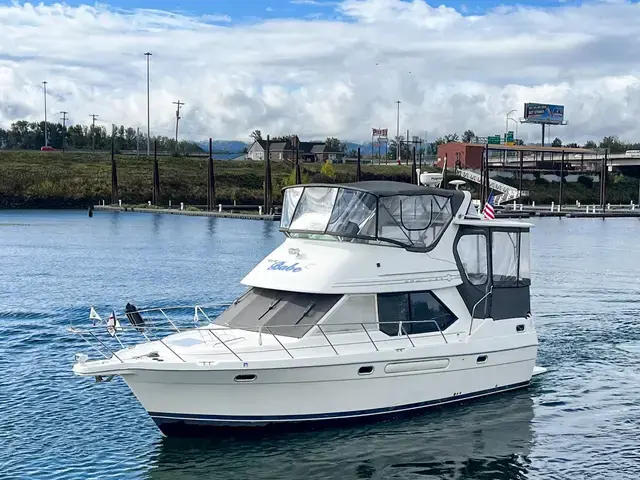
[94,205,280,221]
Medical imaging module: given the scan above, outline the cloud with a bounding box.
[0,0,639,145]
[291,0,337,6]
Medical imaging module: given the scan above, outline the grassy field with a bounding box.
[1,150,638,208]
[0,151,423,208]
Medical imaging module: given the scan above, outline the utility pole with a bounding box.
[136,127,140,156]
[42,81,48,147]
[396,100,401,163]
[173,100,185,145]
[60,111,68,152]
[90,114,98,152]
[144,52,152,156]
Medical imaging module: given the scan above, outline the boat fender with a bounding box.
[125,302,145,333]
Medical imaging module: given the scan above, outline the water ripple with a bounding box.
[1,212,639,479]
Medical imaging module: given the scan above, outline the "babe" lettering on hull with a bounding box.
[267,260,303,272]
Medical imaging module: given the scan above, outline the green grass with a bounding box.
[0,151,420,208]
[2,150,636,208]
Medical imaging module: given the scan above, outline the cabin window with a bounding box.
[214,287,342,338]
[377,194,452,248]
[289,187,338,232]
[281,187,303,229]
[377,291,457,337]
[377,293,410,336]
[325,189,377,239]
[320,294,378,334]
[456,233,488,286]
[519,231,531,285]
[492,231,519,287]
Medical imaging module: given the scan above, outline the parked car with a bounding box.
[40,146,55,151]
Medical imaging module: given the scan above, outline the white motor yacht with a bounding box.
[71,181,544,437]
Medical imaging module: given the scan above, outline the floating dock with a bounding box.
[496,206,640,219]
[94,205,280,221]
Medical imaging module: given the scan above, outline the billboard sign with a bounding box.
[523,103,565,124]
[372,128,388,138]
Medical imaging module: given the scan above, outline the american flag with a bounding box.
[106,310,121,337]
[483,191,495,220]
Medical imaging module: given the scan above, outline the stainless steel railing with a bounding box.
[69,305,454,365]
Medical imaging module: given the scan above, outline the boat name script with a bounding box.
[267,260,303,272]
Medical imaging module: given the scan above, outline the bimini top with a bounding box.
[284,181,464,201]
[280,181,466,251]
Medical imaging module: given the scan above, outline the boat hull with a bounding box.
[120,345,537,437]
[150,380,531,437]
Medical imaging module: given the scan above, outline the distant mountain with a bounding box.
[192,139,389,156]
[196,140,248,153]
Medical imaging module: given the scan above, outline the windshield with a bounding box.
[280,186,453,250]
[215,287,343,338]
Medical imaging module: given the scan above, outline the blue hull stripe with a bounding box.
[149,380,530,424]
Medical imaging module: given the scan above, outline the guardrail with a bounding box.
[69,305,453,364]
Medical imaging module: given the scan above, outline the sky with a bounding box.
[1,0,639,144]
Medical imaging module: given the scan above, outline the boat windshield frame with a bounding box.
[279,183,461,252]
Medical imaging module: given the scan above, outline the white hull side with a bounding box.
[121,345,537,432]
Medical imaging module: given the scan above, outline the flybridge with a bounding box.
[279,181,465,251]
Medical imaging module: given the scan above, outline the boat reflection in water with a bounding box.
[147,390,535,480]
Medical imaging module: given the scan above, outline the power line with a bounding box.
[59,111,68,128]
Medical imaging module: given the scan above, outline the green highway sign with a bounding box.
[505,131,514,142]
[487,135,501,145]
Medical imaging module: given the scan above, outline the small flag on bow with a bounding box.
[483,191,495,220]
[89,306,102,325]
[106,310,122,337]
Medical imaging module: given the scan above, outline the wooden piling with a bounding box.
[207,138,216,211]
[152,140,160,206]
[411,146,417,185]
[264,135,273,214]
[110,127,118,205]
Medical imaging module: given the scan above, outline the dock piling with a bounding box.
[152,140,160,206]
[207,138,216,211]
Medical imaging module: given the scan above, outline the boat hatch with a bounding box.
[453,225,531,320]
[215,287,342,338]
[280,181,465,252]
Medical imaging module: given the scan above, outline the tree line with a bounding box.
[4,120,638,157]
[0,120,204,154]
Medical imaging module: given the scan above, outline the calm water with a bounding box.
[1,211,639,480]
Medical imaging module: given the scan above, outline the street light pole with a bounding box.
[144,52,152,156]
[396,100,401,163]
[42,81,48,147]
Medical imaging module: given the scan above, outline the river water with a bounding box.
[1,211,639,480]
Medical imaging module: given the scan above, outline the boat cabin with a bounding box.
[217,182,531,342]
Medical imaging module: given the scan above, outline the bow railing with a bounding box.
[69,304,455,366]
